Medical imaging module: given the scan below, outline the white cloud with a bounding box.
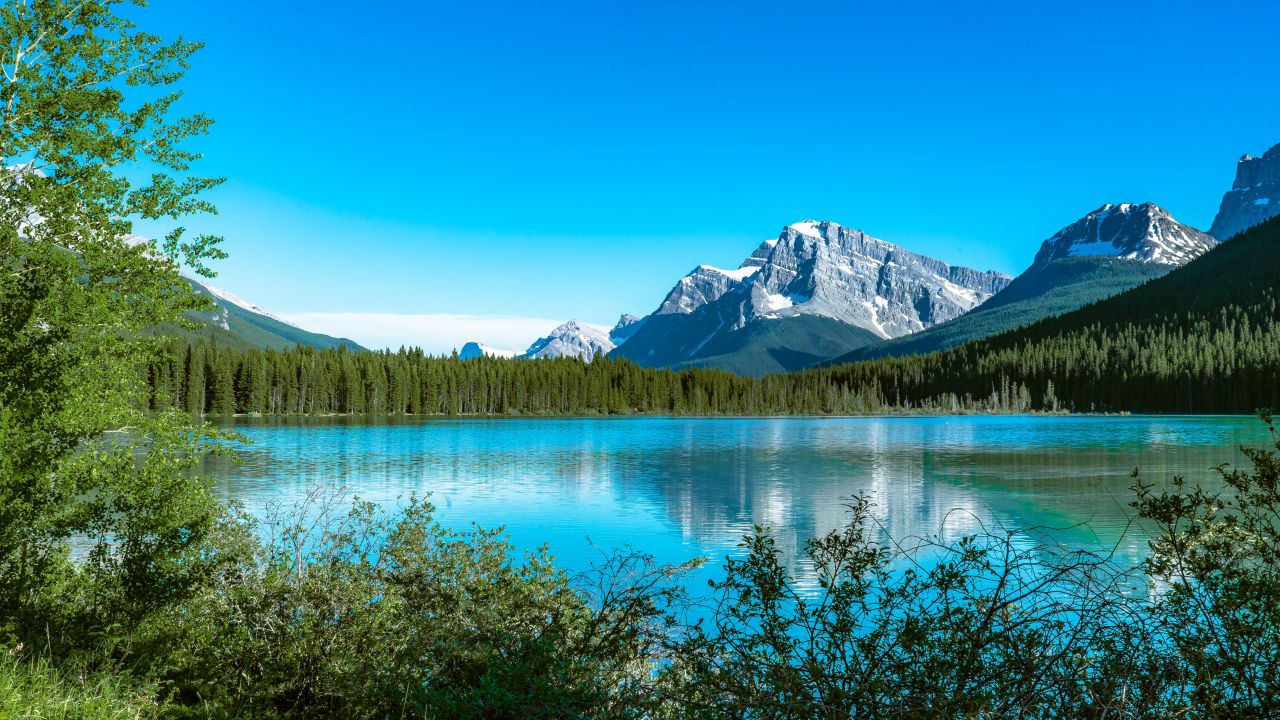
[278,312,609,355]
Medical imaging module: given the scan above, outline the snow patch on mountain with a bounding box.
[787,220,825,239]
[759,291,795,314]
[699,264,761,281]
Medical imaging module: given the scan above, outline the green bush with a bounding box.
[128,492,695,719]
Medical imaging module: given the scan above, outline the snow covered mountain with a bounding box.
[1209,141,1280,241]
[458,342,519,359]
[460,320,620,362]
[522,320,615,361]
[1031,203,1217,270]
[612,221,1011,374]
[830,202,1216,364]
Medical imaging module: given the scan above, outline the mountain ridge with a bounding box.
[612,220,1010,375]
[179,277,364,351]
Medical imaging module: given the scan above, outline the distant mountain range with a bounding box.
[606,136,1269,371]
[394,138,1280,374]
[458,318,626,361]
[828,212,1280,414]
[457,342,519,360]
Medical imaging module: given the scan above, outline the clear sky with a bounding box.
[133,0,1280,353]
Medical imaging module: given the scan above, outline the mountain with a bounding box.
[608,314,648,346]
[827,203,1217,363]
[1028,203,1216,269]
[812,215,1280,414]
[458,342,519,359]
[523,320,614,361]
[1209,141,1280,241]
[180,277,364,351]
[611,221,1011,375]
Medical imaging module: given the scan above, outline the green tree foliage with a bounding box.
[143,342,1036,418]
[0,0,227,656]
[1132,410,1280,715]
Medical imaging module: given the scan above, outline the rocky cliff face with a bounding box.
[613,221,1011,370]
[1032,203,1217,270]
[723,221,1011,338]
[1209,142,1280,241]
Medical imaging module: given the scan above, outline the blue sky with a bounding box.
[134,0,1279,352]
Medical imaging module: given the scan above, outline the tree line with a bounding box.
[150,292,1276,418]
[144,340,1045,417]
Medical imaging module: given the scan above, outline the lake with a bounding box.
[204,415,1269,588]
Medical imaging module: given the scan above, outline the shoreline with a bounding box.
[198,410,1262,421]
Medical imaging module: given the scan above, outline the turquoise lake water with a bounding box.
[204,415,1270,585]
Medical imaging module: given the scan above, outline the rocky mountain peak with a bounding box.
[523,320,615,362]
[617,219,1013,372]
[609,314,648,346]
[1209,140,1280,241]
[1031,203,1217,271]
[724,220,1011,338]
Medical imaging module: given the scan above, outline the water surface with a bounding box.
[204,415,1267,584]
